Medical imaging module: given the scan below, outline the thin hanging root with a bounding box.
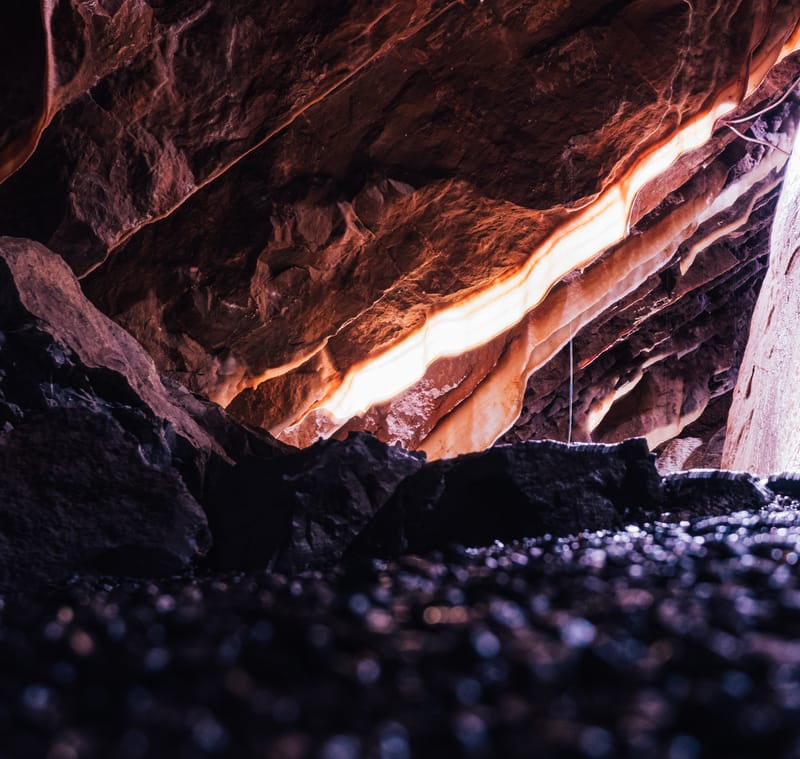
[722,123,791,155]
[567,324,574,445]
[721,72,800,125]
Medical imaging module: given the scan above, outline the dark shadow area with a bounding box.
[0,4,46,153]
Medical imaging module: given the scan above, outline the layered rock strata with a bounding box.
[0,236,783,589]
[2,2,800,465]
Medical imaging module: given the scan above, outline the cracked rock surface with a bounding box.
[2,2,799,461]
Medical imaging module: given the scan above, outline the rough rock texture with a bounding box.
[204,432,425,574]
[0,236,429,585]
[0,1,798,463]
[0,237,212,586]
[0,230,769,590]
[410,129,791,460]
[6,6,800,752]
[2,5,800,508]
[499,185,781,453]
[662,469,773,519]
[0,237,415,582]
[654,394,732,473]
[724,118,800,474]
[767,473,800,500]
[0,228,790,590]
[347,439,785,560]
[349,438,665,558]
[0,2,454,267]
[203,430,799,572]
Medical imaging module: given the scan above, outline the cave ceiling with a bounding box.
[3,0,800,467]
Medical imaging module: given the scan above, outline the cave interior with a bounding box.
[4,1,800,756]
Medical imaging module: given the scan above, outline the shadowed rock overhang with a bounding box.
[2,0,800,467]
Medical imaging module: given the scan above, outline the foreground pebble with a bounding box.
[4,501,800,757]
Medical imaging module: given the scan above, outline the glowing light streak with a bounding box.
[577,144,790,438]
[679,178,781,276]
[304,99,735,424]
[421,138,791,458]
[281,25,800,437]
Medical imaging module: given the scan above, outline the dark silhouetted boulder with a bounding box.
[766,472,800,500]
[662,469,772,519]
[204,432,425,573]
[349,438,665,558]
[0,237,217,586]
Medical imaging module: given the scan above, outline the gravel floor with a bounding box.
[4,500,800,758]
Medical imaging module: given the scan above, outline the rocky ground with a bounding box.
[4,498,800,758]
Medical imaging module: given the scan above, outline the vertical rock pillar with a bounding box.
[723,127,800,474]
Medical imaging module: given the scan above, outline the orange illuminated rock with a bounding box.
[3,1,800,466]
[0,1,454,272]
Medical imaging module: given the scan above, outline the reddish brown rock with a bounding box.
[2,1,800,468]
[354,118,792,460]
[0,1,462,272]
[0,236,301,587]
[500,189,780,454]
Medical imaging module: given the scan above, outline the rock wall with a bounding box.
[724,116,800,473]
[2,2,800,463]
[2,235,775,589]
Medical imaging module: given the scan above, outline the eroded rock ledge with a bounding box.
[0,236,789,590]
[4,4,800,590]
[2,2,800,465]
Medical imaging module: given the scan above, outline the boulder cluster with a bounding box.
[0,237,790,589]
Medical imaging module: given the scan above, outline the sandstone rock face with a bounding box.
[497,162,785,454]
[0,232,786,587]
[370,118,794,460]
[1,1,450,270]
[0,236,422,585]
[7,1,800,590]
[2,2,800,467]
[724,131,800,473]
